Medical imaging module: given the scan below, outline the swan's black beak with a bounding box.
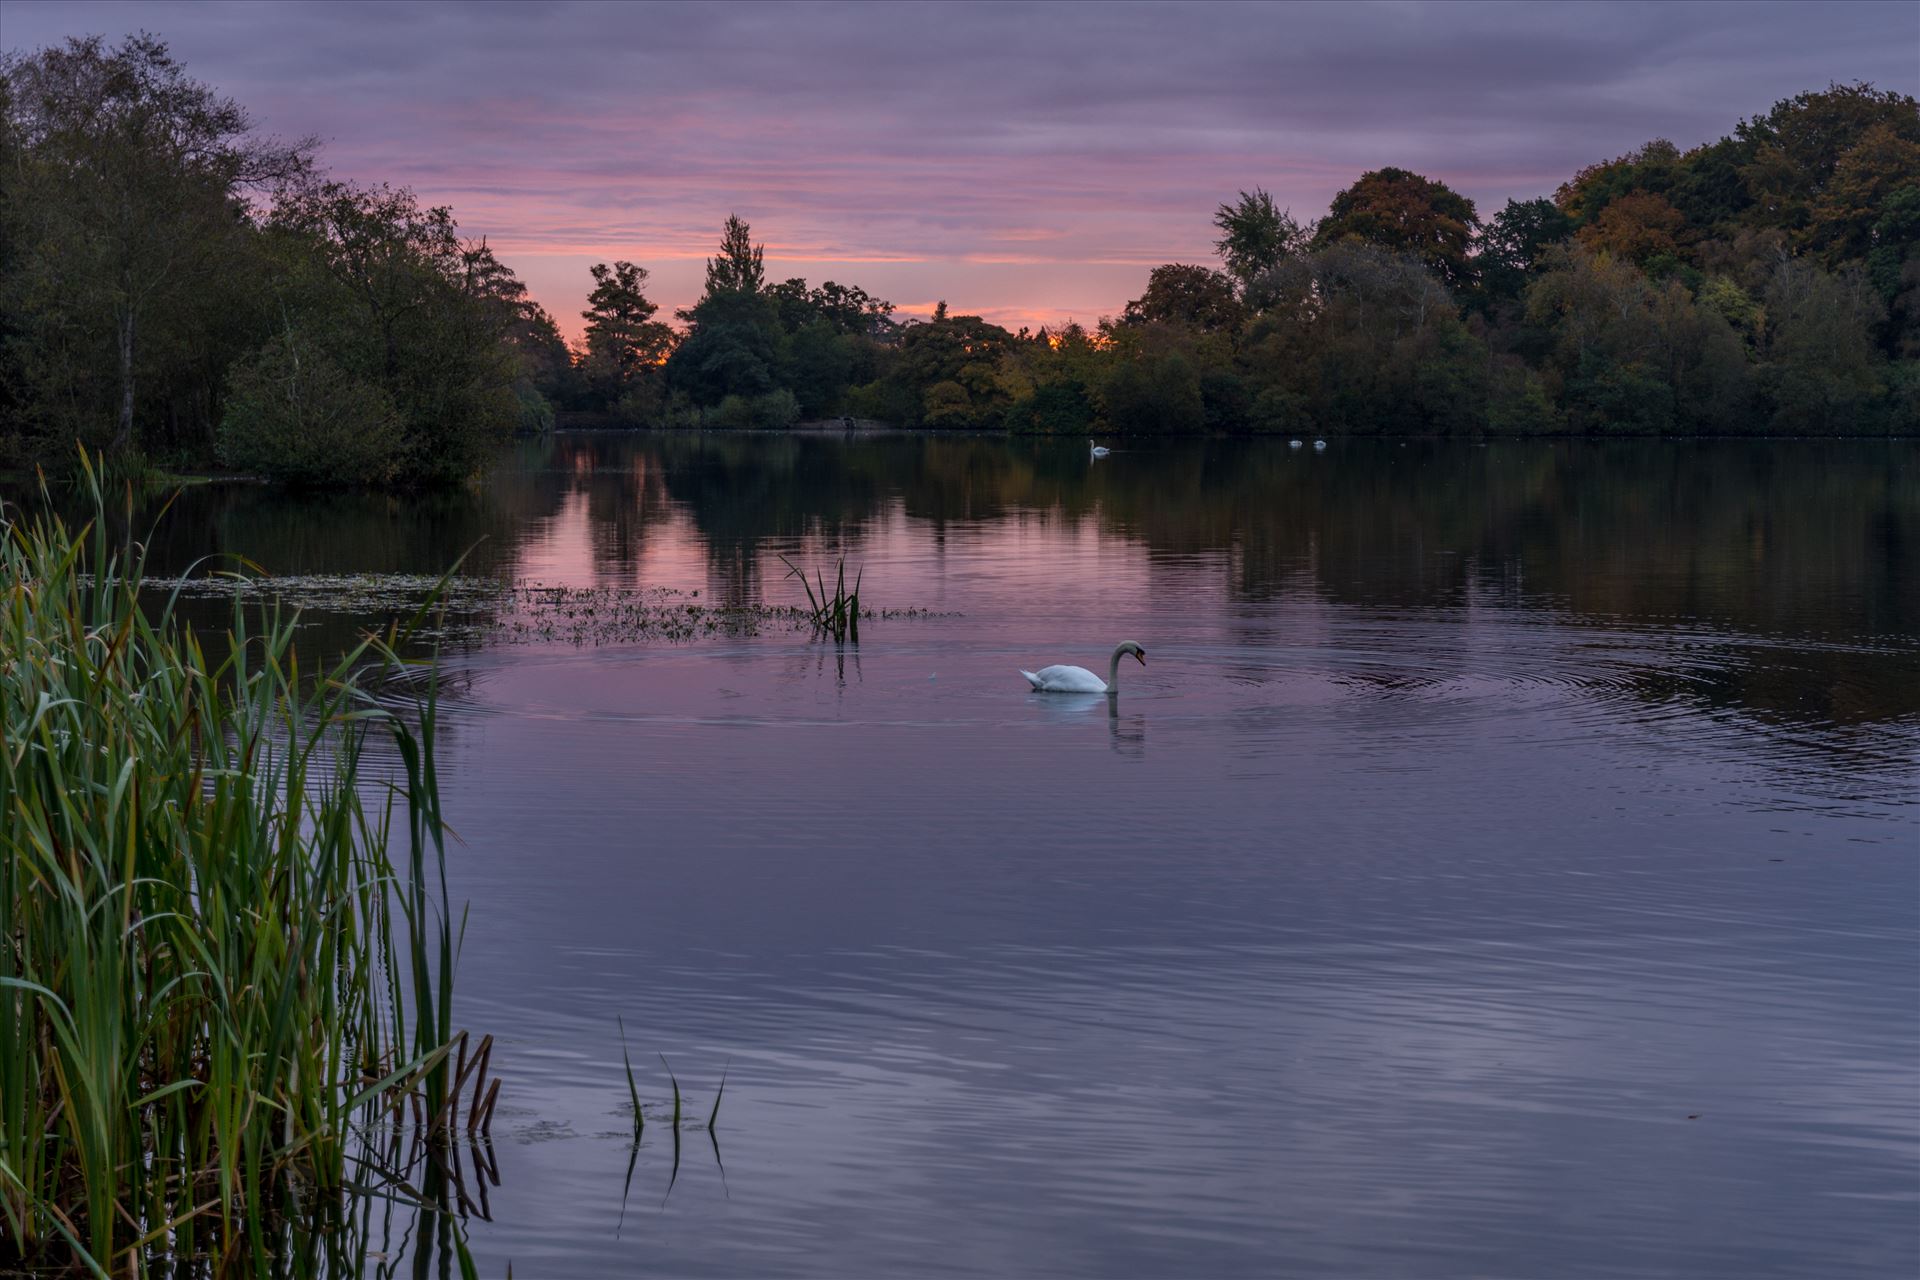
[1135,650,1147,666]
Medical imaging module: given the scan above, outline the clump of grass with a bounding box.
[779,553,862,643]
[0,457,478,1274]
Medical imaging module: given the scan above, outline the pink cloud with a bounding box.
[6,1,1912,348]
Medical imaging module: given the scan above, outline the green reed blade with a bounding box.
[708,1060,730,1134]
[659,1054,682,1129]
[618,1017,644,1138]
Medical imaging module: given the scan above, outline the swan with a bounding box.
[1288,439,1302,448]
[1089,442,1111,457]
[1313,439,1327,450]
[1021,641,1146,693]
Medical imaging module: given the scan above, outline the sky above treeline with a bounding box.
[6,0,1917,344]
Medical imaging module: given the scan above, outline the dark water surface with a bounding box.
[158,436,1920,1275]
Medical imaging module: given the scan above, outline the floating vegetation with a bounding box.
[143,572,948,648]
[780,553,862,643]
[0,462,484,1274]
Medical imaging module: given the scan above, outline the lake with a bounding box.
[142,434,1919,1277]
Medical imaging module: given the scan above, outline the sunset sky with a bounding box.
[6,0,1916,344]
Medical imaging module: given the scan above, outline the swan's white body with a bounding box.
[1021,664,1111,693]
[1313,439,1327,450]
[1021,641,1146,693]
[1288,439,1302,448]
[1090,442,1111,457]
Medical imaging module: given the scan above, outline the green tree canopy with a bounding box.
[2,33,309,454]
[1477,198,1573,302]
[264,178,520,482]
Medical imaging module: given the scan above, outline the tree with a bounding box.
[768,277,894,336]
[1761,256,1888,431]
[507,299,574,400]
[2,34,309,453]
[1736,83,1920,247]
[1313,168,1480,293]
[265,178,520,482]
[665,288,785,405]
[1576,190,1687,265]
[1122,264,1244,332]
[1477,198,1573,302]
[1239,242,1486,435]
[868,311,1018,427]
[582,260,675,401]
[1809,123,1920,268]
[1523,244,1750,434]
[1212,189,1310,288]
[704,213,765,296]
[1555,140,1684,225]
[218,328,402,485]
[1101,352,1205,435]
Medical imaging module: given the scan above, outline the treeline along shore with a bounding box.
[4,35,1917,488]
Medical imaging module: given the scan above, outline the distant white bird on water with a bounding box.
[1021,641,1146,694]
[1090,442,1111,457]
[1313,439,1327,450]
[1288,439,1303,449]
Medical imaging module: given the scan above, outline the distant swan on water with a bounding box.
[1313,439,1327,450]
[1288,439,1303,448]
[1090,442,1111,457]
[1021,642,1146,694]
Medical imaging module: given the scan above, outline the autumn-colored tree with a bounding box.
[1808,123,1920,267]
[1312,168,1480,293]
[1576,190,1687,265]
[1555,140,1684,224]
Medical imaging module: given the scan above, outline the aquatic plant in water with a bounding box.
[0,460,485,1275]
[148,573,946,649]
[779,554,862,643]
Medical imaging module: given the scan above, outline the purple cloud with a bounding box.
[7,0,1915,338]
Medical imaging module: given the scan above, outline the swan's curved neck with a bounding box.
[1107,645,1126,691]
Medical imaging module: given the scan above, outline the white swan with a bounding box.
[1288,439,1302,449]
[1089,442,1111,457]
[1313,439,1327,450]
[1021,641,1146,693]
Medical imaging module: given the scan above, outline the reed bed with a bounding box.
[0,464,480,1276]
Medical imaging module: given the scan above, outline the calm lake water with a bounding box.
[149,434,1919,1276]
